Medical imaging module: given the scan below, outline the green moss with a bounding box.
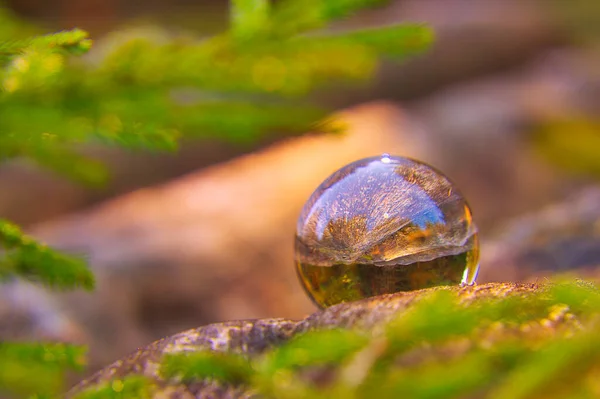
[124,281,600,398]
[71,376,154,399]
[161,352,254,385]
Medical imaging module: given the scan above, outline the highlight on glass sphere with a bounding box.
[295,154,480,308]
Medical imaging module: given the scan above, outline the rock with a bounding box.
[323,0,564,105]
[294,283,540,333]
[407,48,600,229]
[68,282,581,398]
[479,186,600,283]
[0,281,86,344]
[69,318,297,398]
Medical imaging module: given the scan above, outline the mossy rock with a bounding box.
[68,281,600,398]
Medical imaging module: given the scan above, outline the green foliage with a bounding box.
[78,281,600,399]
[549,0,600,46]
[70,376,154,399]
[267,0,389,37]
[0,219,94,290]
[0,343,86,397]
[0,28,92,62]
[384,291,480,349]
[260,329,369,373]
[231,0,269,39]
[533,119,600,179]
[0,6,36,43]
[0,0,432,186]
[0,218,92,397]
[161,351,254,385]
[487,332,600,399]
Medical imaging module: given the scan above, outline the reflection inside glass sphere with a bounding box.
[295,154,479,308]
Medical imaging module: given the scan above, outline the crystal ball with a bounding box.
[295,154,480,308]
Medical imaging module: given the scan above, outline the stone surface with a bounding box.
[479,186,600,283]
[69,282,573,398]
[295,283,541,333]
[0,281,86,344]
[69,318,297,398]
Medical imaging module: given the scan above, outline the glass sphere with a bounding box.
[295,154,479,308]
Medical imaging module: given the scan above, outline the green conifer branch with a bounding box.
[0,219,95,290]
[175,102,329,141]
[0,342,87,370]
[0,5,36,41]
[269,0,390,37]
[0,29,92,58]
[304,24,435,59]
[0,342,86,397]
[0,1,434,188]
[231,0,270,39]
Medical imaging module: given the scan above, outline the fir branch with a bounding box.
[0,343,86,397]
[0,358,63,397]
[320,0,390,19]
[270,0,390,37]
[0,2,434,188]
[175,101,330,141]
[85,35,374,96]
[0,5,36,41]
[231,0,270,39]
[304,24,435,59]
[0,342,87,370]
[0,28,92,57]
[31,147,108,187]
[0,219,95,290]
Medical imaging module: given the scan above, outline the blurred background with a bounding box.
[1,0,600,377]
